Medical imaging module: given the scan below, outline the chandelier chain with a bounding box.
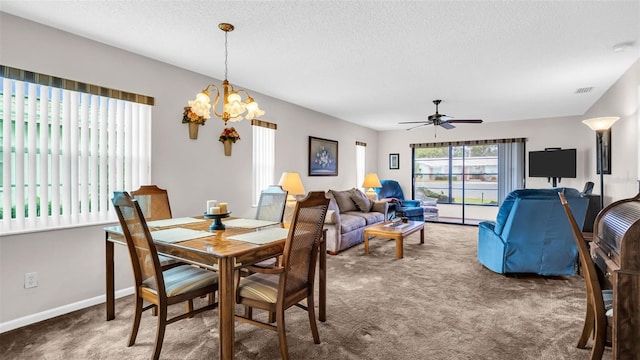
[224,31,228,80]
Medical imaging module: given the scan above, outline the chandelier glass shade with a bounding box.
[188,23,265,125]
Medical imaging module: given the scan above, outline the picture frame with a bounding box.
[309,136,338,176]
[597,129,611,175]
[389,153,399,169]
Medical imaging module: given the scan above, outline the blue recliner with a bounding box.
[477,188,589,276]
[375,180,425,222]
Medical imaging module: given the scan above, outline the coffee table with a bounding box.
[363,220,424,259]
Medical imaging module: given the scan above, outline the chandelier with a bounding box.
[187,23,265,125]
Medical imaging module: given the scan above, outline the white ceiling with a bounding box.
[1,1,639,130]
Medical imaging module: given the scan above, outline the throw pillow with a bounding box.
[349,188,373,213]
[330,189,357,213]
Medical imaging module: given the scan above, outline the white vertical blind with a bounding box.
[0,75,153,234]
[252,123,276,206]
[356,142,366,190]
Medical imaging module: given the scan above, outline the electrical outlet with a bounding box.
[24,272,38,289]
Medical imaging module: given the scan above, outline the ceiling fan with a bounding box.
[399,99,483,132]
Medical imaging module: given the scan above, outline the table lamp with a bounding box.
[362,173,382,201]
[278,172,305,222]
[582,116,619,209]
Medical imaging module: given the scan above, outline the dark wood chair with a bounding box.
[111,191,218,360]
[234,191,329,360]
[559,192,613,360]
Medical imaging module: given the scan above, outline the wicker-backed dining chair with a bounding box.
[559,192,613,360]
[111,191,219,360]
[131,185,172,221]
[235,191,329,360]
[255,185,288,223]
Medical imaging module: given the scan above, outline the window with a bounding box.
[251,120,276,206]
[0,66,153,234]
[411,138,525,223]
[356,141,366,190]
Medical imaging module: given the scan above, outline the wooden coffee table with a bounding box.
[363,220,424,259]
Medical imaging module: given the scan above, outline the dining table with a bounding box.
[104,216,327,360]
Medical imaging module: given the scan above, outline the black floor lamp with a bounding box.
[582,116,620,210]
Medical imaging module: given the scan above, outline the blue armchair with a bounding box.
[375,180,425,222]
[477,188,589,276]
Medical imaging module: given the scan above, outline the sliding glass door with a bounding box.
[412,139,525,225]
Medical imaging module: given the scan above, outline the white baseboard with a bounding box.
[0,287,134,334]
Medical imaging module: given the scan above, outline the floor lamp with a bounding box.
[582,116,619,210]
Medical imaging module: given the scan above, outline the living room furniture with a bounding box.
[582,194,601,232]
[323,188,388,254]
[560,192,613,360]
[363,220,425,259]
[590,192,640,359]
[375,179,426,222]
[477,188,589,276]
[111,192,219,360]
[235,191,329,360]
[131,185,172,221]
[104,216,328,360]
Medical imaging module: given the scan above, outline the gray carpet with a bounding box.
[1,223,605,359]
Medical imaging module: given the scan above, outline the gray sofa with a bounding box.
[324,188,388,254]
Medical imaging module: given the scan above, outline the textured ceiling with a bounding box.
[1,1,639,130]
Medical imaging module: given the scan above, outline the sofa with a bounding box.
[323,188,389,254]
[477,187,589,276]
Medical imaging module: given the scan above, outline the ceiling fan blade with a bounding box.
[447,119,483,124]
[399,121,431,124]
[439,122,456,130]
[406,123,429,131]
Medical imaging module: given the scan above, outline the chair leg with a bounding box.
[306,294,320,344]
[186,299,194,318]
[268,311,276,323]
[129,295,144,346]
[276,308,289,360]
[152,304,168,360]
[578,300,595,349]
[244,305,253,319]
[590,314,607,360]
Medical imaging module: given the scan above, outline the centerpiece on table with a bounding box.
[218,127,240,156]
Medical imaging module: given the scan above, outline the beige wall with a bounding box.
[0,13,378,329]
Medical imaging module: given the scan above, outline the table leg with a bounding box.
[218,257,235,360]
[420,226,425,244]
[364,231,370,255]
[106,237,115,321]
[319,232,326,322]
[396,236,403,259]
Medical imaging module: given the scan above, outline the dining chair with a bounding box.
[131,185,172,221]
[111,191,219,360]
[559,192,613,360]
[131,185,182,270]
[255,185,288,223]
[235,191,329,360]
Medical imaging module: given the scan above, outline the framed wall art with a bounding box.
[309,136,338,176]
[389,153,399,169]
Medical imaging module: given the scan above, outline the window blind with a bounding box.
[252,120,276,206]
[1,70,152,234]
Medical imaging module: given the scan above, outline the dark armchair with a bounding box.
[375,180,424,222]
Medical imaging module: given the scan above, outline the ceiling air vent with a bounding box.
[575,87,594,94]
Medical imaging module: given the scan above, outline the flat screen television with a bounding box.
[528,148,577,178]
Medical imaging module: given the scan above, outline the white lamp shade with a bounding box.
[278,172,305,196]
[362,173,382,188]
[582,117,620,131]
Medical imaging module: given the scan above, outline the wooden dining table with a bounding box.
[104,216,327,360]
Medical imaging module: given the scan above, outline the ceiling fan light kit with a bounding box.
[399,99,483,136]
